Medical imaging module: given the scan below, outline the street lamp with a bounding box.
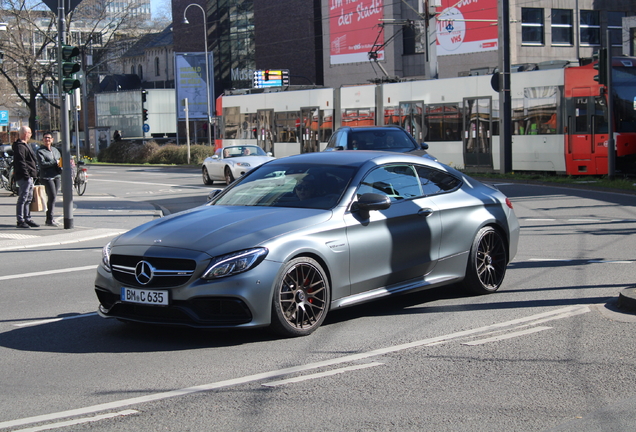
[183,3,212,146]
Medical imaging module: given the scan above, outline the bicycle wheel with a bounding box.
[75,170,87,196]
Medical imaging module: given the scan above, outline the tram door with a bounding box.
[301,106,321,153]
[399,101,426,142]
[463,97,493,169]
[257,109,274,154]
[566,92,608,173]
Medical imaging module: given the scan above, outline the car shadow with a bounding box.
[0,281,625,354]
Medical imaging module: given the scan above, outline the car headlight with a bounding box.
[202,248,268,279]
[101,241,112,272]
[235,162,251,167]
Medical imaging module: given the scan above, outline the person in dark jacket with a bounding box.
[12,126,39,228]
[37,132,62,227]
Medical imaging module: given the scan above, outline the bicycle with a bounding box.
[70,158,88,196]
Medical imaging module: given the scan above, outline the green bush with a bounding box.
[97,141,214,165]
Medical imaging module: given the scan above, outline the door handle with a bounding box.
[418,208,434,217]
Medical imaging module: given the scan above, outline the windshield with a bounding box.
[613,67,636,133]
[212,163,356,210]
[347,129,418,152]
[222,146,267,157]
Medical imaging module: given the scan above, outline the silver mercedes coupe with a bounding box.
[95,151,519,337]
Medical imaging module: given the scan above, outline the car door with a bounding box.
[344,163,442,295]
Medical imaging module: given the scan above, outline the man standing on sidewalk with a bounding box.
[12,126,40,229]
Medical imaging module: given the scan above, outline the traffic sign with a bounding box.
[0,110,8,126]
[143,124,150,133]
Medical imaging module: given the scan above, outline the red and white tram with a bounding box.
[215,57,636,175]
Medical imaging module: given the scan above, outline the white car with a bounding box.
[202,145,275,185]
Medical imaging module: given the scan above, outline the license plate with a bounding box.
[121,287,169,306]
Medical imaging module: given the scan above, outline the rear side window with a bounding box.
[415,166,461,195]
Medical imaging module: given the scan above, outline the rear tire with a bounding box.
[270,257,330,337]
[202,166,214,185]
[462,226,508,295]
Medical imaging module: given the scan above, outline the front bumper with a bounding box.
[94,259,281,329]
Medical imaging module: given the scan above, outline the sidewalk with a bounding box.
[0,189,163,252]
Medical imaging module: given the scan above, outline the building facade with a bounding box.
[172,0,635,95]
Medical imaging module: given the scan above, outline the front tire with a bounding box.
[271,257,330,337]
[224,166,235,185]
[462,226,508,294]
[202,166,214,185]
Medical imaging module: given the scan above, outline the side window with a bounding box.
[326,130,344,149]
[358,164,421,202]
[415,166,462,195]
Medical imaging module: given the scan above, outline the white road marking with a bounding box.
[0,305,591,430]
[528,258,573,262]
[0,265,98,281]
[12,410,137,432]
[90,179,208,189]
[262,362,384,387]
[526,258,633,264]
[462,326,552,346]
[14,313,98,328]
[0,233,39,239]
[588,260,633,264]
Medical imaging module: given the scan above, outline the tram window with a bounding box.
[523,86,559,134]
[575,98,588,133]
[384,107,401,125]
[275,111,300,143]
[239,113,257,139]
[424,103,460,141]
[321,109,333,142]
[593,96,608,134]
[223,107,240,139]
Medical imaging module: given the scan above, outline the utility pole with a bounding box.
[57,0,74,229]
[498,0,512,173]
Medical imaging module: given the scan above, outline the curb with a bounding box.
[617,287,636,314]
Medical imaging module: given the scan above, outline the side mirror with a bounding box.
[266,152,273,156]
[207,189,223,202]
[212,155,219,159]
[352,193,391,218]
[420,142,429,150]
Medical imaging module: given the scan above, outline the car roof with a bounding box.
[338,125,406,132]
[268,150,433,168]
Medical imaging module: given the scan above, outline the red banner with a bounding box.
[436,0,498,56]
[329,0,384,65]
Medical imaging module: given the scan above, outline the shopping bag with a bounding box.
[30,185,47,212]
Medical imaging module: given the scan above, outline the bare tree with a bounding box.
[0,0,158,132]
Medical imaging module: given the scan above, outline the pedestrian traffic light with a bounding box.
[61,45,81,93]
[143,108,148,121]
[593,48,608,86]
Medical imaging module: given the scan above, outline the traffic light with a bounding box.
[143,108,148,121]
[264,69,269,81]
[141,90,147,103]
[593,48,608,86]
[61,45,81,93]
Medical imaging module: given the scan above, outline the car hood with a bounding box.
[113,205,332,256]
[228,156,274,165]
